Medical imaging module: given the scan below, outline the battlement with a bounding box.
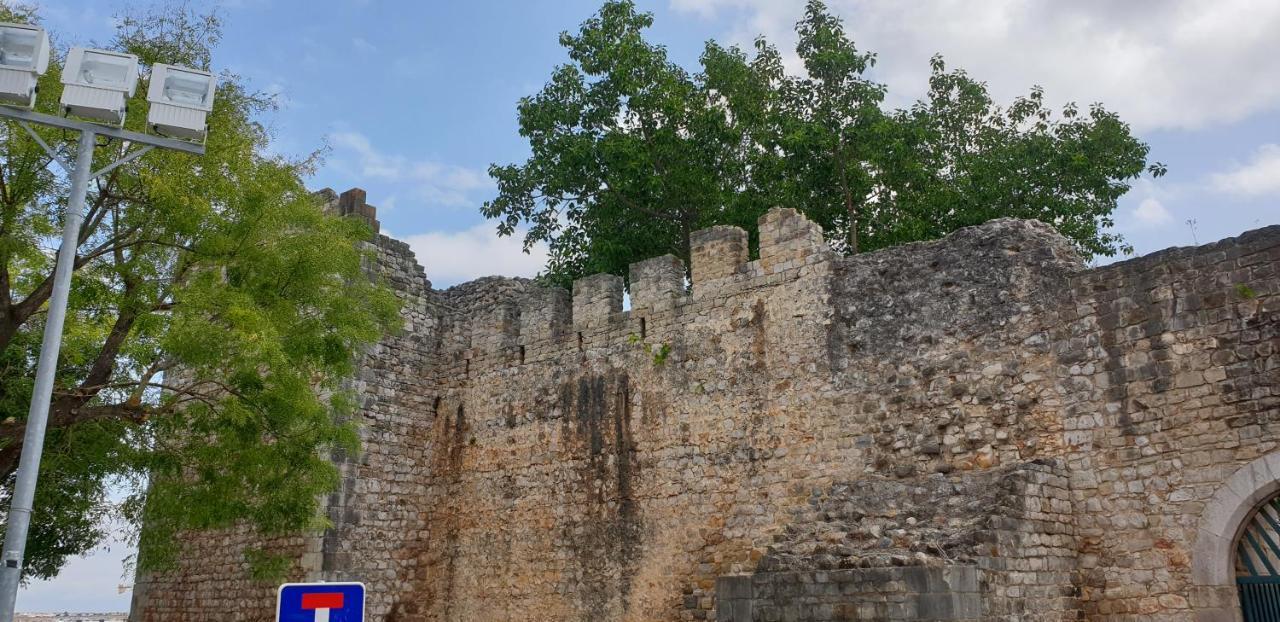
[627,255,683,313]
[305,190,1093,390]
[317,186,381,233]
[428,204,1100,405]
[436,207,849,375]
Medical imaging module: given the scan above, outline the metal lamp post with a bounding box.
[0,25,213,621]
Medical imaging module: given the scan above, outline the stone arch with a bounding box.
[1191,452,1280,620]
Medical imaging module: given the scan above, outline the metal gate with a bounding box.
[1238,497,1280,621]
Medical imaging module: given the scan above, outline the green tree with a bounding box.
[0,4,399,580]
[772,2,888,254]
[482,1,763,288]
[880,56,1161,258]
[486,0,1165,285]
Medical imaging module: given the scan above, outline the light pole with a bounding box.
[0,24,214,621]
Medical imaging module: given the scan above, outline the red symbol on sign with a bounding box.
[301,592,345,622]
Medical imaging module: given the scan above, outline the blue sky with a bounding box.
[19,0,1280,612]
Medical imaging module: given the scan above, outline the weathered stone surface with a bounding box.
[131,191,1280,622]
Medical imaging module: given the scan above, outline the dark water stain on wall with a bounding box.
[556,369,643,621]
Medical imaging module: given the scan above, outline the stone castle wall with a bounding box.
[131,189,1279,621]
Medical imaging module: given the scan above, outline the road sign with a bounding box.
[277,582,365,622]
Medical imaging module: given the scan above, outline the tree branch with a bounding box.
[0,400,155,481]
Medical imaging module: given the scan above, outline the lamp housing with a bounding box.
[0,23,50,108]
[146,63,215,141]
[59,47,138,124]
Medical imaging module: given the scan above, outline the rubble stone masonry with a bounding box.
[132,189,1279,621]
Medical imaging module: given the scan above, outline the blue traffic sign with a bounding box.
[277,582,365,622]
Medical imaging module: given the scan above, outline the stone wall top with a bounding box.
[382,205,1106,377]
[318,186,382,234]
[331,189,1277,394]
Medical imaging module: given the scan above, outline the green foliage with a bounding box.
[244,546,292,582]
[1235,284,1257,300]
[482,1,765,288]
[650,343,671,367]
[486,0,1165,285]
[0,3,399,581]
[628,333,670,366]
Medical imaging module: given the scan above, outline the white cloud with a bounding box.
[1132,197,1172,226]
[1210,143,1280,197]
[670,0,1280,131]
[401,223,548,287]
[328,131,491,207]
[352,36,377,54]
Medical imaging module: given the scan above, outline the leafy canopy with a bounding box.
[485,2,761,286]
[485,0,1165,287]
[0,3,399,580]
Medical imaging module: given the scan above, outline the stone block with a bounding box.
[630,254,686,312]
[758,208,825,272]
[572,272,623,329]
[691,225,748,289]
[519,286,570,343]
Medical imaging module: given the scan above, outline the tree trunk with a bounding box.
[681,218,692,273]
[835,145,860,254]
[0,401,151,481]
[0,257,76,354]
[846,197,859,254]
[0,294,141,480]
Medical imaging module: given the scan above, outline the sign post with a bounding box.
[277,583,365,622]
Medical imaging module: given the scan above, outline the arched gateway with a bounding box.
[1194,453,1280,622]
[1236,493,1280,619]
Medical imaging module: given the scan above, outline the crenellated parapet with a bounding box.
[518,287,571,363]
[437,207,839,377]
[316,187,382,234]
[627,255,684,314]
[572,273,624,331]
[689,225,747,287]
[758,207,826,272]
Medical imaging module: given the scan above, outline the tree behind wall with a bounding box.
[484,1,768,288]
[485,0,1165,287]
[0,3,399,580]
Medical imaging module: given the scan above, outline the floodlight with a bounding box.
[0,23,50,107]
[59,47,138,124]
[146,63,215,141]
